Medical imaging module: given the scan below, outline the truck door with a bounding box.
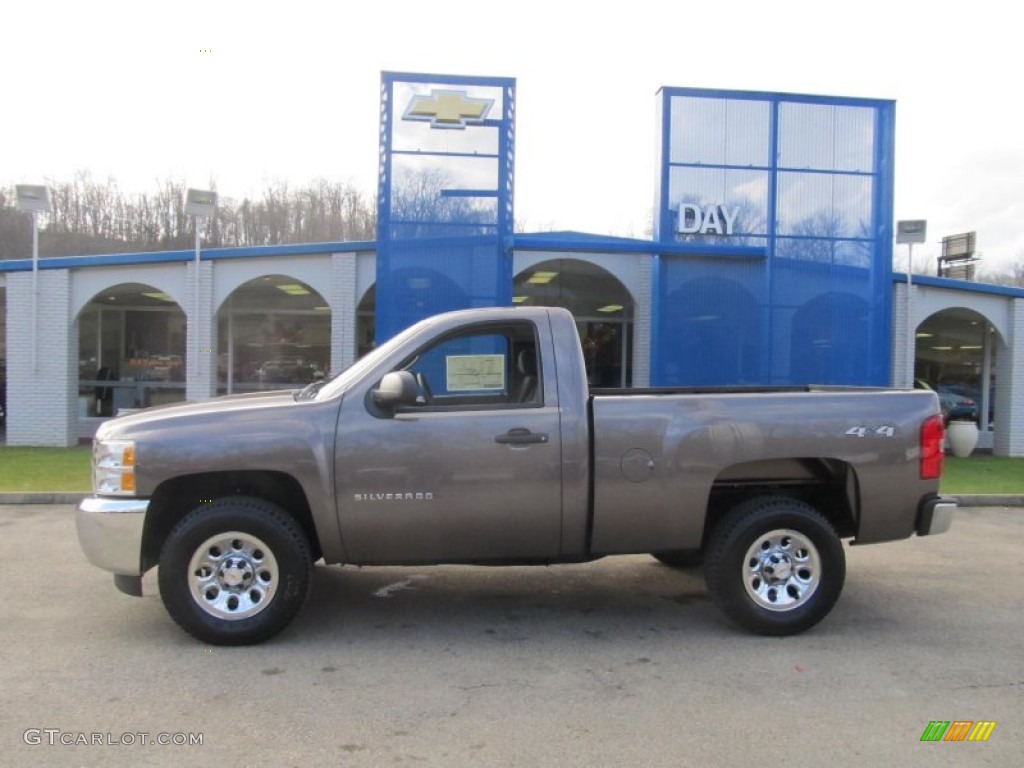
[334,320,563,563]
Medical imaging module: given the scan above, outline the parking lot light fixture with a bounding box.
[184,189,218,387]
[16,185,53,373]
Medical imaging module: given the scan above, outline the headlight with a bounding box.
[93,439,137,496]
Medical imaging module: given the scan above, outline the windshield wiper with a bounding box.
[296,372,342,401]
[296,380,325,401]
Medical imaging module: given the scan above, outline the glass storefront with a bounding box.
[513,259,634,388]
[77,283,187,416]
[356,286,376,360]
[217,276,330,395]
[915,308,998,429]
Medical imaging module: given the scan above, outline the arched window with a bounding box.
[356,285,376,360]
[77,283,187,415]
[514,259,635,388]
[916,308,1000,429]
[216,276,330,395]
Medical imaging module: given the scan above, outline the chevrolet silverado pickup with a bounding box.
[76,306,955,644]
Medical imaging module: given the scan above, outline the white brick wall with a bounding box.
[186,261,216,402]
[5,270,78,446]
[330,253,358,375]
[632,256,652,388]
[890,282,909,387]
[994,298,1024,456]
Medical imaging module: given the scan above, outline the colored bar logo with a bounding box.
[920,721,997,742]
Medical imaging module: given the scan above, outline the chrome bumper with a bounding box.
[917,497,956,536]
[76,496,149,575]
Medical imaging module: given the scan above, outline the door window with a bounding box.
[397,323,541,408]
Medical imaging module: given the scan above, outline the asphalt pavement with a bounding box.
[1,503,1021,767]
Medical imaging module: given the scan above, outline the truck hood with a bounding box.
[94,390,301,441]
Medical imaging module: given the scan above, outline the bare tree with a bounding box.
[0,173,376,258]
[0,188,32,260]
[978,251,1024,288]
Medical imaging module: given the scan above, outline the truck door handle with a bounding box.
[495,428,549,445]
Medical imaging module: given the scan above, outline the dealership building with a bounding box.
[2,73,1022,454]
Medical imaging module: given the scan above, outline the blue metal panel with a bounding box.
[376,72,515,343]
[653,87,895,387]
[655,256,768,385]
[872,101,896,374]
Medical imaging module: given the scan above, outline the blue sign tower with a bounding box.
[375,72,516,342]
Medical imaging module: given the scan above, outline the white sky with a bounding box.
[3,0,1022,272]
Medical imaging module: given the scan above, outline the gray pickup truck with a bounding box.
[77,306,955,645]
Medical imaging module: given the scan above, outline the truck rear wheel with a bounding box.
[158,497,312,645]
[704,496,845,635]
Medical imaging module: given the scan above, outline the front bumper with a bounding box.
[916,496,956,536]
[76,496,149,575]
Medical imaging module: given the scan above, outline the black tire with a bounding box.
[704,496,845,636]
[158,496,313,645]
[651,550,704,569]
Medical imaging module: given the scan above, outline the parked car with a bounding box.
[940,383,994,427]
[935,384,979,422]
[915,379,978,423]
[257,357,324,384]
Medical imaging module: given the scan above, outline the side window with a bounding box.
[399,323,541,409]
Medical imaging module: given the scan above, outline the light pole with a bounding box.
[184,189,218,392]
[15,185,52,373]
[896,220,927,388]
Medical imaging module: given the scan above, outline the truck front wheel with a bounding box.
[704,496,845,636]
[158,497,313,645]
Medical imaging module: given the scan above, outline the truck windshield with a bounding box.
[307,319,435,402]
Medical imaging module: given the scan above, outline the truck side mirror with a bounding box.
[372,371,418,412]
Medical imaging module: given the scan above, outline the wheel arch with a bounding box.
[704,458,859,546]
[141,471,322,572]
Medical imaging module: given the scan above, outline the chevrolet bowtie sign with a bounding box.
[403,89,494,129]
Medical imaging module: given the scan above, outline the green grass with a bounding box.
[940,455,1024,496]
[0,447,93,492]
[0,445,1021,495]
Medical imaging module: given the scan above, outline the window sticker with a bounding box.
[446,355,505,391]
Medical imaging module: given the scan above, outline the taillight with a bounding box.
[921,415,945,479]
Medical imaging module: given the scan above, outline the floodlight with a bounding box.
[15,184,52,213]
[185,188,218,218]
[896,220,927,245]
[16,184,51,373]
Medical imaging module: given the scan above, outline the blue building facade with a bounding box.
[652,88,896,386]
[373,79,897,388]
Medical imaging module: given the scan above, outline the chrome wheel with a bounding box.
[742,528,820,611]
[160,497,312,644]
[705,496,844,635]
[188,531,279,620]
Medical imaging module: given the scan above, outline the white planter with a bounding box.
[947,420,979,458]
